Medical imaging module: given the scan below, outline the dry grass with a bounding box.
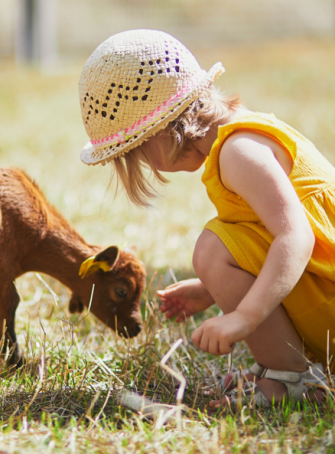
[0,37,335,452]
[0,274,335,453]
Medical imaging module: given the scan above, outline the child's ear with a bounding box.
[69,294,84,314]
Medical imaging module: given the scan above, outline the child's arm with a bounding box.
[192,131,315,355]
[159,279,215,322]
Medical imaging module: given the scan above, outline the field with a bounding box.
[0,38,335,453]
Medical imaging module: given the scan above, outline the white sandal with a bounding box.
[220,362,265,393]
[221,363,327,408]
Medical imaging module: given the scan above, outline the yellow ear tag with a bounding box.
[79,256,110,279]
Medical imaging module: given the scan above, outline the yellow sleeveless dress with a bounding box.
[202,112,335,365]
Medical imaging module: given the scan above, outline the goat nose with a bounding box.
[122,321,142,338]
[133,322,142,336]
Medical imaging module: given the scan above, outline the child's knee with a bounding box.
[193,231,210,277]
[193,229,238,279]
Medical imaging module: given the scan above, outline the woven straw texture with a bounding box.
[79,29,224,165]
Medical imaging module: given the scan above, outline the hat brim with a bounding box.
[81,62,224,166]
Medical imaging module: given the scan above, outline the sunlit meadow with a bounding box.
[0,38,334,453]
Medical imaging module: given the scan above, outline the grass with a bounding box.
[2,273,335,453]
[0,37,335,452]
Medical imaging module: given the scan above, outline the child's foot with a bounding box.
[209,375,326,409]
[204,369,260,397]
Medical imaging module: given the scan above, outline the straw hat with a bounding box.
[79,29,224,165]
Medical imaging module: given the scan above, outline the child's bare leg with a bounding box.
[193,230,320,405]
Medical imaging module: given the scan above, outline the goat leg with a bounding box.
[0,281,23,368]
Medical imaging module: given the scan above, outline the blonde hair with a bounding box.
[111,86,241,206]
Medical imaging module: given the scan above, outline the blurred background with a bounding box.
[1,0,335,63]
[0,0,335,273]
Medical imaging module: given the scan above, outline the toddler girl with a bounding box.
[78,29,334,408]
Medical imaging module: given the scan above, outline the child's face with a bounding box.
[144,132,206,173]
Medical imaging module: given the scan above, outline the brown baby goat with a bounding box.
[0,167,146,366]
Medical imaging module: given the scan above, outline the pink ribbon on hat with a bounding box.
[90,75,203,151]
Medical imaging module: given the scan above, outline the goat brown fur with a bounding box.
[0,167,146,366]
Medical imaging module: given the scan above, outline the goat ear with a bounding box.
[94,246,120,268]
[69,295,84,314]
[79,246,120,279]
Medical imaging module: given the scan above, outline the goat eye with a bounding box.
[114,287,127,298]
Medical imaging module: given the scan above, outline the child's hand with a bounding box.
[191,311,253,355]
[158,278,215,322]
